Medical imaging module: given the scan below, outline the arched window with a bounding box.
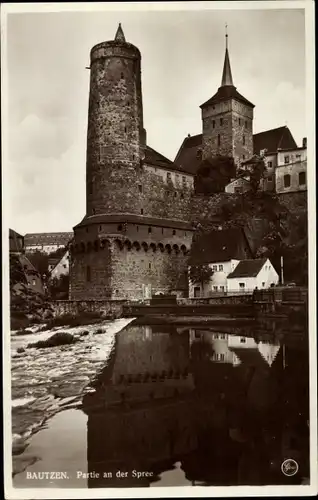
[299,171,306,186]
[284,174,291,188]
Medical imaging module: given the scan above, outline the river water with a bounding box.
[11,317,310,488]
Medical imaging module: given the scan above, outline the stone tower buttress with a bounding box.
[86,24,146,216]
[200,30,255,166]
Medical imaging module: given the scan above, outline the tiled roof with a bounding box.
[9,228,24,253]
[174,134,203,175]
[200,85,254,109]
[227,258,267,279]
[189,228,252,265]
[24,232,73,246]
[174,126,298,175]
[253,126,297,155]
[144,145,191,174]
[74,214,193,231]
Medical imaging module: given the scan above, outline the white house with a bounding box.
[188,228,252,298]
[227,258,279,292]
[50,250,69,280]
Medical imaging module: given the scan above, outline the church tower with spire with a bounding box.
[200,29,255,165]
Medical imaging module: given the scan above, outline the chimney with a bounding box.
[302,137,307,148]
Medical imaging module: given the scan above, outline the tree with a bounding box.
[195,155,236,194]
[48,274,69,300]
[236,155,266,193]
[189,264,214,292]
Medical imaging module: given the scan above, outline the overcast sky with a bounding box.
[5,6,306,234]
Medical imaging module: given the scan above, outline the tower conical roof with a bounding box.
[115,23,126,42]
[221,47,233,87]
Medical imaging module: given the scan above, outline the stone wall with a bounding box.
[278,191,307,214]
[111,243,189,299]
[50,299,129,318]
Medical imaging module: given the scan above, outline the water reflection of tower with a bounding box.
[82,325,197,488]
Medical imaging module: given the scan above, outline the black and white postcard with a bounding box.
[2,1,317,498]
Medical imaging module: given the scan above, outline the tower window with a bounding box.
[86,266,91,282]
[212,120,215,129]
[149,263,151,269]
[124,127,127,133]
[299,171,306,185]
[99,225,102,232]
[220,118,223,126]
[138,184,142,193]
[284,174,291,188]
[140,208,144,214]
[118,224,123,231]
[218,134,221,146]
[243,135,245,145]
[136,226,139,232]
[148,227,152,233]
[172,230,176,235]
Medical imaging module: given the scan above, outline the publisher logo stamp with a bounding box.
[281,459,299,477]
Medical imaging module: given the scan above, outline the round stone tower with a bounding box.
[86,24,146,216]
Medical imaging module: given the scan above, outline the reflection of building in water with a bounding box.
[189,330,281,368]
[83,325,197,487]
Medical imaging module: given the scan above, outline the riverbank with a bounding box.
[11,317,135,476]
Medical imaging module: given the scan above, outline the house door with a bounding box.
[194,286,201,298]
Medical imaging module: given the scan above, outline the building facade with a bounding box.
[70,25,194,300]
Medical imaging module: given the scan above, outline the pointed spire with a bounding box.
[221,24,234,87]
[115,23,126,42]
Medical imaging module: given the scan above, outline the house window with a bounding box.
[218,134,221,146]
[220,353,225,361]
[32,279,36,286]
[299,172,306,185]
[243,135,245,145]
[219,264,223,271]
[212,120,215,129]
[220,118,223,126]
[86,266,91,282]
[267,175,273,182]
[239,282,245,289]
[138,184,142,193]
[234,187,242,194]
[284,155,290,164]
[240,337,246,343]
[121,72,124,79]
[194,286,200,297]
[182,176,186,185]
[172,230,176,235]
[242,155,245,160]
[239,118,241,125]
[167,172,172,182]
[220,286,225,292]
[268,161,272,169]
[212,265,217,271]
[213,286,218,291]
[63,264,67,269]
[174,192,177,197]
[296,154,301,160]
[262,282,265,287]
[149,263,151,269]
[162,228,164,234]
[99,225,102,232]
[148,227,152,233]
[284,174,291,188]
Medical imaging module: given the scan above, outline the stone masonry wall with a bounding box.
[111,244,189,299]
[69,243,112,300]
